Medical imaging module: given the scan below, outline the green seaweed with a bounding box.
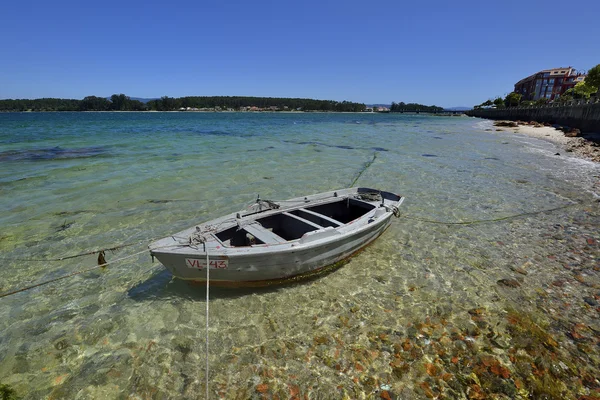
[505,308,582,399]
[0,383,19,400]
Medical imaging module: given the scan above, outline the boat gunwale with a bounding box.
[149,188,403,256]
[150,205,398,259]
[213,196,379,247]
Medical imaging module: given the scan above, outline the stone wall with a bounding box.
[466,100,600,133]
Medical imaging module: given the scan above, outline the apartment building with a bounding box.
[514,67,586,101]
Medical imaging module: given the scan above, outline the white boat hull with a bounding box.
[149,187,403,287]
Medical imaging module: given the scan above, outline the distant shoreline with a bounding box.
[0,110,465,115]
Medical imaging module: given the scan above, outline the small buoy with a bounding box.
[98,251,107,267]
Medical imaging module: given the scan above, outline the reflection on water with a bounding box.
[0,113,599,399]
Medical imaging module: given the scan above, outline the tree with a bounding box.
[493,97,504,108]
[571,81,597,99]
[557,93,573,103]
[504,92,522,107]
[110,94,128,110]
[80,96,111,111]
[585,63,600,88]
[389,102,443,113]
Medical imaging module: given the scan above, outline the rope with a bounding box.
[0,248,151,299]
[205,245,210,399]
[0,198,581,301]
[401,203,578,225]
[350,152,378,187]
[0,242,142,263]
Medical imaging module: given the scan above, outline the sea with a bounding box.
[0,112,599,399]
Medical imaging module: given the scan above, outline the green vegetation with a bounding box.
[584,63,600,89]
[504,92,522,107]
[0,94,144,112]
[474,97,505,109]
[389,102,444,113]
[560,64,599,100]
[0,98,81,112]
[564,80,598,99]
[476,92,523,108]
[0,95,366,112]
[559,64,599,100]
[146,96,365,112]
[0,383,18,400]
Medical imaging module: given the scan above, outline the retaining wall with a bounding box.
[466,101,600,133]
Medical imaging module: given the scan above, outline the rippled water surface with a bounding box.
[1,112,599,399]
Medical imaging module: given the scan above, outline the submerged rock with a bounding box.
[511,267,528,275]
[583,297,598,306]
[497,279,521,288]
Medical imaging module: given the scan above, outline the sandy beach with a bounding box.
[493,121,600,163]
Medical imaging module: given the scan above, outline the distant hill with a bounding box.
[120,97,157,104]
[367,104,391,108]
[368,104,471,111]
[444,106,471,111]
[131,97,158,103]
[102,96,156,103]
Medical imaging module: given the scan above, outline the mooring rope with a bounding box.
[0,196,582,300]
[0,242,142,263]
[0,247,152,299]
[350,152,378,187]
[401,202,578,225]
[205,245,210,399]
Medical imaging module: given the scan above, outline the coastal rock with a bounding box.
[564,138,600,162]
[564,128,581,137]
[493,121,518,128]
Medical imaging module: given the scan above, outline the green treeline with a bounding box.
[0,94,366,112]
[0,98,82,112]
[0,94,145,112]
[390,102,444,113]
[147,96,366,112]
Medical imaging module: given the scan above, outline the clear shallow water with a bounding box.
[0,112,599,399]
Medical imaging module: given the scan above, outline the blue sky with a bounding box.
[1,0,599,107]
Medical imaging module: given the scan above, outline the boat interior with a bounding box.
[215,198,376,247]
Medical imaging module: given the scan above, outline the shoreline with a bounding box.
[492,121,600,163]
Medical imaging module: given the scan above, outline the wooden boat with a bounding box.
[149,187,404,287]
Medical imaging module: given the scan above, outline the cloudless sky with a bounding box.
[1,0,599,107]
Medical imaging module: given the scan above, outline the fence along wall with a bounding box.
[466,101,600,133]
